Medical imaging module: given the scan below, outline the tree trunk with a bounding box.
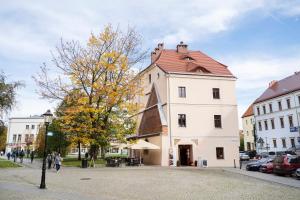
[78,141,81,160]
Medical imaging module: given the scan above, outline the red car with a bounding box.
[260,162,273,173]
[273,155,300,175]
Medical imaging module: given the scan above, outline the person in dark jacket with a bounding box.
[47,154,53,169]
[7,152,11,160]
[19,150,25,163]
[30,151,34,163]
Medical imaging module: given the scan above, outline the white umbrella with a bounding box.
[128,139,160,165]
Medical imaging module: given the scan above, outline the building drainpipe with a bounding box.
[167,74,173,165]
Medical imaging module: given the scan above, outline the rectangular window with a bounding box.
[31,125,35,129]
[264,120,268,130]
[178,114,186,127]
[26,125,29,129]
[13,134,16,143]
[25,134,29,142]
[263,105,266,114]
[258,121,262,131]
[17,134,21,142]
[269,103,273,113]
[278,101,282,111]
[273,139,277,148]
[30,134,34,141]
[291,138,295,148]
[246,119,248,125]
[214,115,222,128]
[148,74,151,84]
[282,138,286,148]
[286,99,291,109]
[178,87,186,98]
[216,147,224,159]
[212,88,220,99]
[298,96,300,105]
[288,115,294,127]
[280,117,285,128]
[271,119,275,129]
[257,107,260,115]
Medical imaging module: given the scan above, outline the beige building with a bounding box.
[132,42,240,167]
[241,104,256,151]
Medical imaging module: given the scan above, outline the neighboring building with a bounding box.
[133,42,240,167]
[239,130,244,151]
[5,116,44,153]
[241,104,256,151]
[253,72,300,153]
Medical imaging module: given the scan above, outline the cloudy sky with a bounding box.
[1,0,300,127]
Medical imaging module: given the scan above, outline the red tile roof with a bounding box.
[154,50,234,77]
[254,72,300,104]
[242,104,254,118]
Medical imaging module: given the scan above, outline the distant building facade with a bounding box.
[241,104,255,151]
[253,72,300,153]
[133,42,240,167]
[5,116,44,153]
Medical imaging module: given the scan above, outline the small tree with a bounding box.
[35,126,46,157]
[0,121,7,152]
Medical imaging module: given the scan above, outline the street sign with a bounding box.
[290,127,299,132]
[47,131,53,136]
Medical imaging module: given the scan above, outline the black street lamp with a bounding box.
[40,109,53,189]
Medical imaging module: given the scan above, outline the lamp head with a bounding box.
[43,109,53,124]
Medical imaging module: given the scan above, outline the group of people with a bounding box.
[6,149,33,163]
[47,153,62,172]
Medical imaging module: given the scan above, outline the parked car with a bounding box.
[260,161,273,173]
[273,155,300,176]
[296,168,300,179]
[246,158,272,171]
[240,152,250,161]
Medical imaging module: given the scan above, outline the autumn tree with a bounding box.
[0,121,7,152]
[33,25,145,156]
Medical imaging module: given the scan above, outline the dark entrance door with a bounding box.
[179,145,192,166]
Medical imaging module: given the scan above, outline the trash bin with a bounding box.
[82,159,88,168]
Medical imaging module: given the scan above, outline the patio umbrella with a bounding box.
[128,139,160,165]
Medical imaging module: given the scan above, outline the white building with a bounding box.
[5,116,44,153]
[241,104,255,151]
[133,42,240,167]
[253,72,300,153]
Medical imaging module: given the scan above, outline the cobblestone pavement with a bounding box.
[1,164,300,200]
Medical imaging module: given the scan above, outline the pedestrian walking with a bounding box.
[47,154,53,169]
[19,149,25,163]
[0,151,3,156]
[7,152,11,160]
[30,151,34,163]
[55,153,62,173]
[12,150,16,162]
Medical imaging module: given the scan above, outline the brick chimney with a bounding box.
[151,43,164,63]
[176,41,188,53]
[269,80,277,88]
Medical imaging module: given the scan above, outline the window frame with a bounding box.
[26,125,29,129]
[280,117,285,128]
[273,139,277,148]
[291,138,295,148]
[271,118,275,129]
[257,107,260,115]
[286,98,291,109]
[258,121,262,131]
[212,88,220,99]
[278,101,282,111]
[282,138,286,148]
[264,120,268,130]
[214,115,222,128]
[216,147,224,159]
[269,103,273,113]
[262,105,266,114]
[288,115,294,127]
[178,114,186,127]
[178,86,186,98]
[148,74,151,84]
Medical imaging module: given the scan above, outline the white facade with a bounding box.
[242,115,255,151]
[5,116,44,153]
[254,91,300,153]
[136,65,240,167]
